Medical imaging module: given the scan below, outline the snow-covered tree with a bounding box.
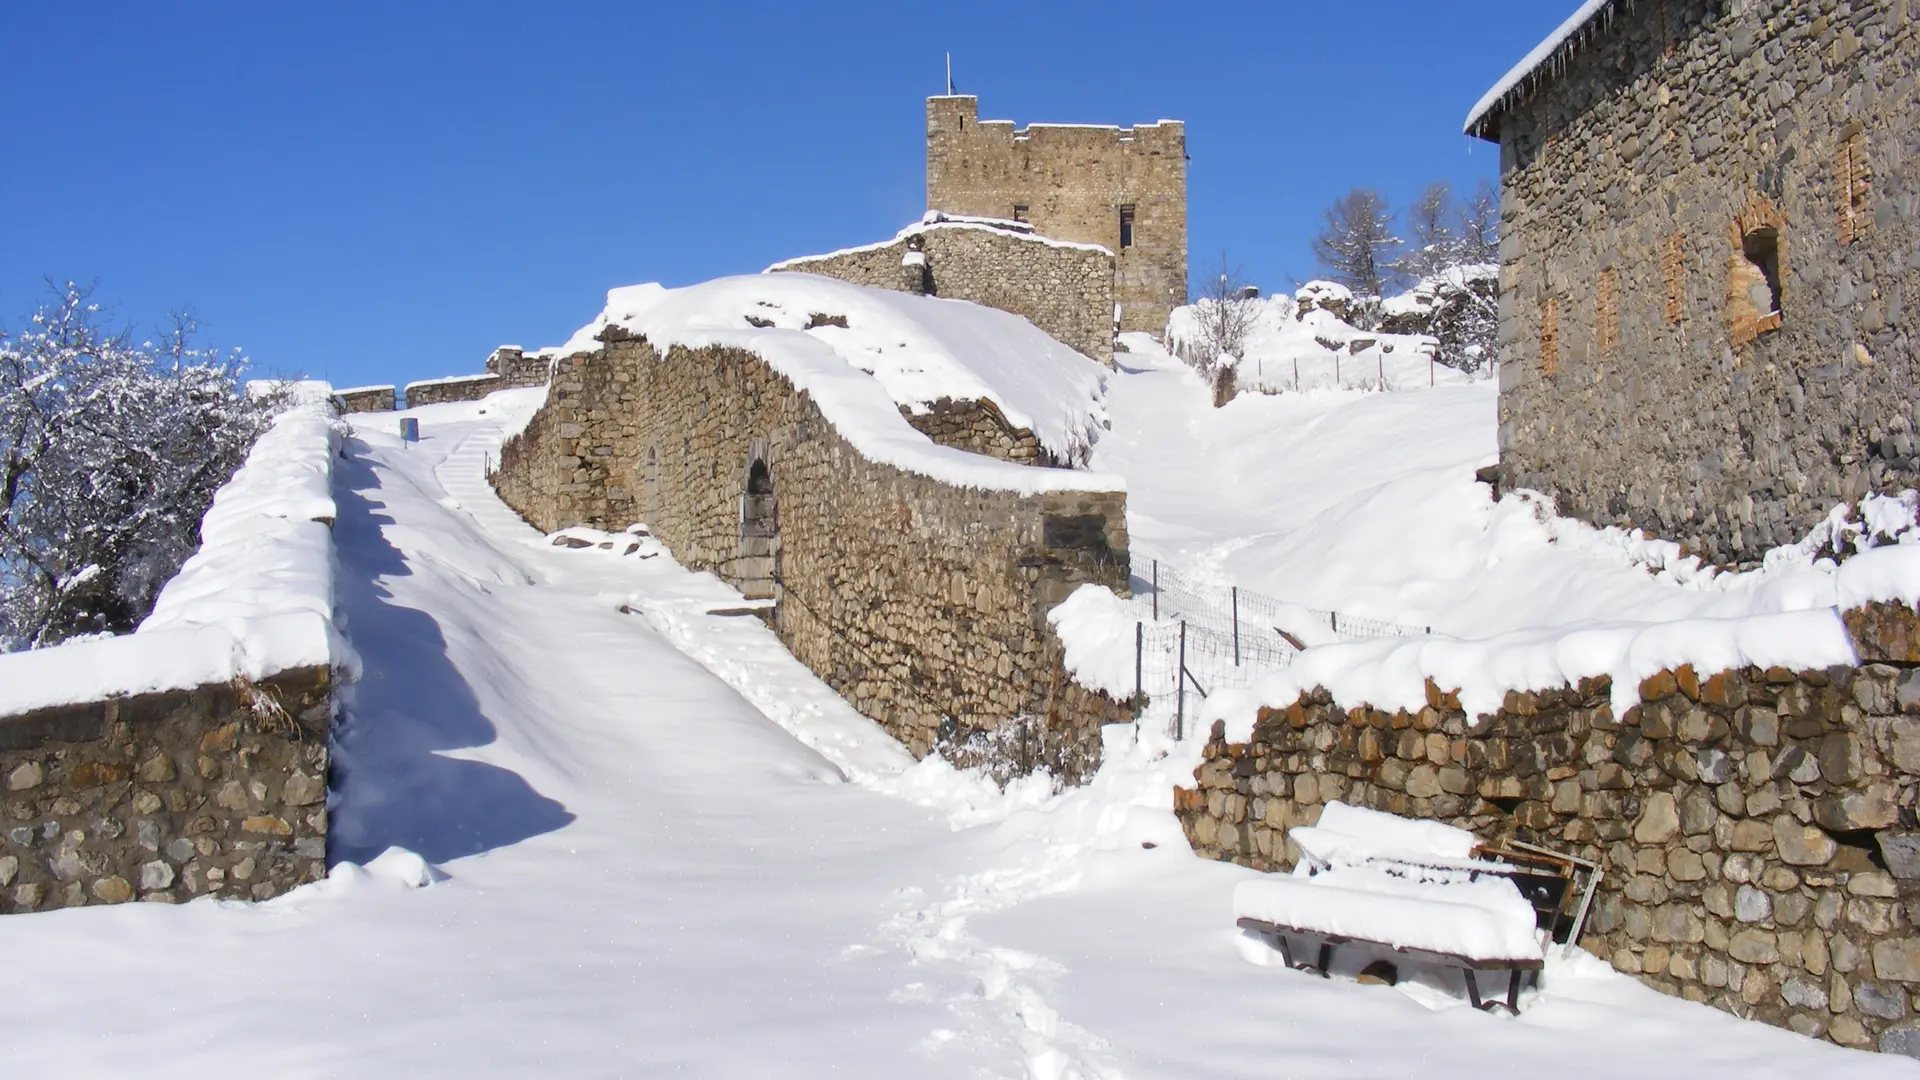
[0,284,281,651]
[1395,181,1460,282]
[1310,189,1399,303]
[1458,178,1500,266]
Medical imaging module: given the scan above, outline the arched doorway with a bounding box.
[738,456,778,601]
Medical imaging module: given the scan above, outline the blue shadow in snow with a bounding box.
[327,440,574,865]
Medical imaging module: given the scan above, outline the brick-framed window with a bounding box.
[1596,267,1621,355]
[1661,232,1687,325]
[1540,294,1562,375]
[1727,193,1786,346]
[1836,123,1870,245]
[1118,205,1135,249]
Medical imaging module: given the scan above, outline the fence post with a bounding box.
[1176,620,1188,741]
[1231,586,1240,666]
[1134,621,1144,716]
[1331,611,1339,636]
[1152,559,1159,620]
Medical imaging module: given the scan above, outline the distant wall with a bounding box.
[1,668,331,912]
[334,386,395,413]
[774,222,1116,366]
[405,375,502,409]
[926,95,1186,337]
[491,329,1131,778]
[1176,602,1920,1055]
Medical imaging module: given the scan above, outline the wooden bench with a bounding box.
[1232,803,1595,1015]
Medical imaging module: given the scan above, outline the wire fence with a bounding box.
[1122,551,1446,741]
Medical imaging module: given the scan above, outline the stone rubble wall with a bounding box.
[1,667,331,914]
[405,375,505,409]
[926,95,1186,338]
[775,224,1117,366]
[333,386,396,414]
[900,397,1053,467]
[1491,0,1920,563]
[485,346,553,389]
[490,330,1131,779]
[1174,602,1920,1055]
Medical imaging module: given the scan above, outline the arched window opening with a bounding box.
[1742,228,1782,317]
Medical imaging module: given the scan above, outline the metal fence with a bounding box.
[1122,551,1445,740]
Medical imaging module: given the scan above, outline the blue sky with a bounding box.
[0,2,1569,390]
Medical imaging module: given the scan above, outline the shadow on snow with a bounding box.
[325,443,574,866]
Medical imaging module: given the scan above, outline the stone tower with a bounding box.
[926,95,1187,338]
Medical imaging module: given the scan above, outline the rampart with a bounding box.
[1,668,331,911]
[1483,1,1920,563]
[771,218,1116,365]
[1175,601,1920,1054]
[926,96,1186,338]
[333,386,396,413]
[490,329,1132,777]
[397,346,553,410]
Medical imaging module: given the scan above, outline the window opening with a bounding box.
[1012,204,1028,223]
[739,458,778,601]
[1118,205,1135,249]
[1743,228,1782,318]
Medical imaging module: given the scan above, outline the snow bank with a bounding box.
[1166,288,1470,396]
[1046,584,1150,698]
[1202,607,1859,743]
[553,274,1122,496]
[1836,543,1920,611]
[0,401,347,718]
[768,211,1113,270]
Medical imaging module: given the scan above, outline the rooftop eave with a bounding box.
[1462,0,1629,143]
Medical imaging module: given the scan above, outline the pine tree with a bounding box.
[1395,181,1460,282]
[1310,189,1399,299]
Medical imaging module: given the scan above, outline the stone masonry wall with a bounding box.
[491,330,1131,778]
[1175,603,1920,1055]
[405,374,506,409]
[1,666,331,913]
[334,386,396,413]
[927,96,1186,338]
[774,222,1117,365]
[1489,1,1920,563]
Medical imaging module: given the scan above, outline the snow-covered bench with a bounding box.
[1233,802,1581,1014]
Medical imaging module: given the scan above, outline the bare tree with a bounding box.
[1310,189,1399,299]
[1395,181,1459,282]
[1190,257,1261,369]
[1458,178,1500,265]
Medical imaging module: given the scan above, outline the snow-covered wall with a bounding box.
[492,325,1134,778]
[1178,583,1920,1054]
[771,213,1117,366]
[0,400,346,914]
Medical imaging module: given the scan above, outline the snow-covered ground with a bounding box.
[1,390,1903,1077]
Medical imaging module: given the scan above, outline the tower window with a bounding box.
[1012,204,1028,223]
[1119,206,1135,249]
[1743,228,1782,317]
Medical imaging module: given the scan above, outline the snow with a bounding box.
[0,401,346,717]
[768,211,1113,270]
[1046,583,1152,698]
[1234,867,1545,963]
[332,383,396,396]
[1166,285,1477,395]
[1465,0,1617,137]
[1,391,1903,1078]
[403,373,497,390]
[1300,800,1481,864]
[553,273,1122,495]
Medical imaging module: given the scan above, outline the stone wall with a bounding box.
[490,330,1131,778]
[927,95,1186,338]
[900,397,1052,466]
[405,374,504,409]
[334,386,396,413]
[1174,603,1920,1054]
[2,667,331,913]
[1483,1,1920,563]
[774,220,1117,365]
[486,346,553,388]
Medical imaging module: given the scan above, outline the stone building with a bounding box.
[490,275,1132,779]
[770,213,1117,365]
[926,95,1187,338]
[1468,1,1919,563]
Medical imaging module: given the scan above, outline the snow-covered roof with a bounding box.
[767,211,1112,272]
[1464,0,1623,141]
[552,274,1121,496]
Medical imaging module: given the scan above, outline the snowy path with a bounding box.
[0,394,1906,1078]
